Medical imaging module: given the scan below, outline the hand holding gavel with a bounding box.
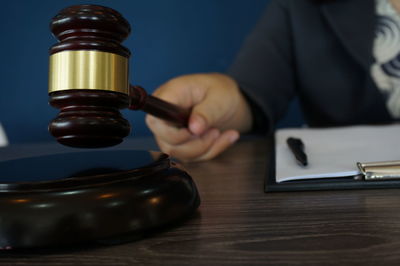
[48,5,190,148]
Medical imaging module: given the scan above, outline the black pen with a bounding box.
[286,137,308,167]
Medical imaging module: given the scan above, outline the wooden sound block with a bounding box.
[0,150,200,249]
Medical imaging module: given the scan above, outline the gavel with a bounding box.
[48,5,190,148]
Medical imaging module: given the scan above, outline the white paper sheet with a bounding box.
[275,124,400,183]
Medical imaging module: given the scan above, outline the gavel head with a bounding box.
[48,5,133,148]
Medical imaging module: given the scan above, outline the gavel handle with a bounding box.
[128,85,190,128]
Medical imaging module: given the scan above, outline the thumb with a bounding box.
[188,97,226,136]
[188,113,208,136]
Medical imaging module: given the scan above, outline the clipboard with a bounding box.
[264,125,400,192]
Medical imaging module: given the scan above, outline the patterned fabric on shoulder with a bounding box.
[0,123,8,147]
[371,0,400,118]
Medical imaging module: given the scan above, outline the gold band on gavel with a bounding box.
[48,50,129,94]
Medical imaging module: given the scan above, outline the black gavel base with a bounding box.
[0,150,200,249]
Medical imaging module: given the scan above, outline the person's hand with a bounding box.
[145,73,253,162]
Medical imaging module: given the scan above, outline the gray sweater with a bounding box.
[228,0,394,133]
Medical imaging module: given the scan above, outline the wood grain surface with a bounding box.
[1,137,400,265]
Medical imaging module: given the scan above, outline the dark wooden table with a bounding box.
[1,137,400,265]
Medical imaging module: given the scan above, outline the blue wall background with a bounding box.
[0,0,303,144]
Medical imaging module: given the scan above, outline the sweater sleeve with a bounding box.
[227,0,296,134]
